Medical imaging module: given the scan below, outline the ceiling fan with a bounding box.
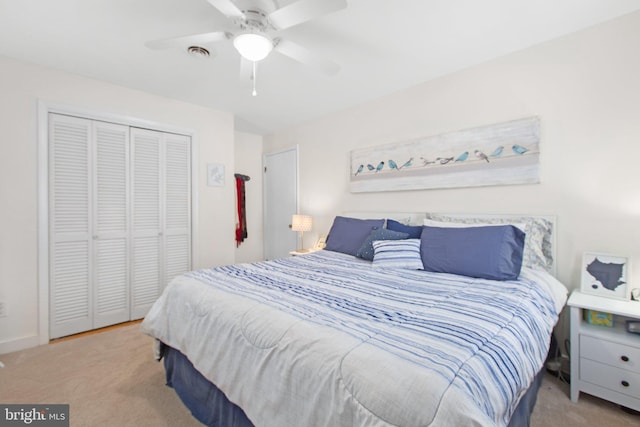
[146,0,347,95]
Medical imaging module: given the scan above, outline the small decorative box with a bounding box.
[585,310,613,327]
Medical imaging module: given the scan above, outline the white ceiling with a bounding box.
[1,0,639,135]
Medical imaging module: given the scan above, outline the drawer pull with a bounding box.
[621,355,630,362]
[621,380,630,387]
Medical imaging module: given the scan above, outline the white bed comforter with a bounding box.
[141,250,567,427]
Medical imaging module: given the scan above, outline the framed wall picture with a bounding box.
[207,163,225,187]
[349,116,540,193]
[581,252,630,300]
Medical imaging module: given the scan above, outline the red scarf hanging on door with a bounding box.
[235,174,250,247]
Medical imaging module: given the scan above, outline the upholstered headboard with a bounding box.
[343,211,557,277]
[343,212,426,225]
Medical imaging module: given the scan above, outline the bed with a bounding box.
[141,212,567,427]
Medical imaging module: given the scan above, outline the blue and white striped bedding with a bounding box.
[142,250,567,427]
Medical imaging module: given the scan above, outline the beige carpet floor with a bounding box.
[0,324,638,426]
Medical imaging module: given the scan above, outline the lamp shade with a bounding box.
[291,214,313,232]
[233,33,273,62]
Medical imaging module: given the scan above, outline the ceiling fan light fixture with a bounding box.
[233,32,273,62]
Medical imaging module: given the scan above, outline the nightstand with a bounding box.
[568,290,640,411]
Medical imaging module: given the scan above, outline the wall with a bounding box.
[234,132,264,263]
[264,12,640,344]
[0,56,235,353]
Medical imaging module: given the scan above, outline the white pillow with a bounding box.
[423,218,527,233]
[372,239,423,270]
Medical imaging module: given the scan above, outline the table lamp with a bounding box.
[291,214,313,252]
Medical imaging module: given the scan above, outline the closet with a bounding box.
[48,114,191,339]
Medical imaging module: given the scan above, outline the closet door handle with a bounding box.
[621,355,630,362]
[621,380,630,387]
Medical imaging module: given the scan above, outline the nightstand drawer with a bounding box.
[581,334,640,373]
[581,358,640,399]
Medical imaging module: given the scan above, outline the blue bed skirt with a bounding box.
[164,345,253,427]
[163,345,544,427]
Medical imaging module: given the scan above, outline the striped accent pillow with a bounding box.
[372,239,423,270]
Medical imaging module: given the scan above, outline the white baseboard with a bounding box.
[0,335,41,355]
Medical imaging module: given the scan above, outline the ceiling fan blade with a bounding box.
[206,0,245,19]
[268,0,346,30]
[145,32,228,50]
[274,39,340,75]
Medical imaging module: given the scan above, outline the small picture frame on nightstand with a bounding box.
[580,252,630,300]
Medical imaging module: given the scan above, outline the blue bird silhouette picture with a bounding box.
[455,152,469,162]
[436,157,454,165]
[474,150,489,163]
[375,161,385,172]
[420,157,435,166]
[354,164,364,176]
[490,145,504,157]
[366,164,375,171]
[512,144,529,155]
[400,158,413,169]
[388,159,398,171]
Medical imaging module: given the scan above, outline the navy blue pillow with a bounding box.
[355,228,409,261]
[420,225,525,280]
[386,219,423,239]
[324,216,385,256]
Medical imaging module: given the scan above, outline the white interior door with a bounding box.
[263,147,298,260]
[130,128,162,319]
[49,114,93,339]
[130,128,192,319]
[50,116,132,337]
[93,121,130,329]
[47,111,193,338]
[163,133,192,288]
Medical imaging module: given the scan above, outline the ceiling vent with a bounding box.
[187,46,210,58]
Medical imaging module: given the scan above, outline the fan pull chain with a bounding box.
[252,61,257,97]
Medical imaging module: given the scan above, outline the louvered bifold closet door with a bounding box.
[130,128,162,319]
[93,121,130,329]
[49,114,93,339]
[164,133,191,288]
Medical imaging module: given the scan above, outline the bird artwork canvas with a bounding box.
[350,116,540,192]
